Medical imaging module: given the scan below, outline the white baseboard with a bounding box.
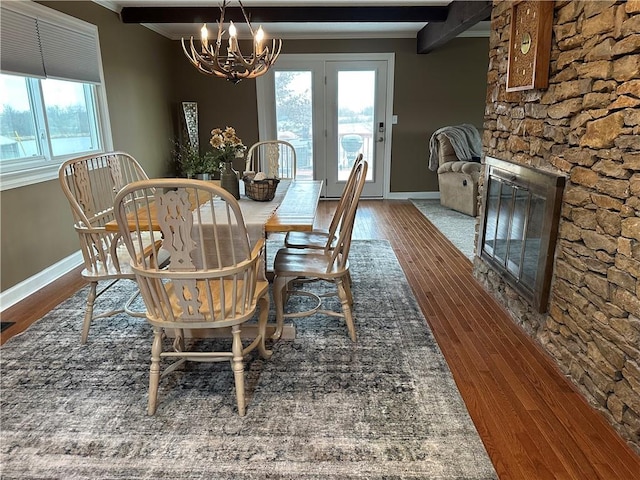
[385,191,440,200]
[0,251,83,312]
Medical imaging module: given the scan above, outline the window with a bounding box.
[0,2,111,190]
[0,75,101,167]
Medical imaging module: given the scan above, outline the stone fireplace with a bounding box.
[476,1,640,453]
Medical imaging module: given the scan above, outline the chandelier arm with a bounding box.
[237,0,256,38]
[197,52,230,78]
[249,43,279,67]
[271,39,282,60]
[209,50,228,77]
[190,46,220,76]
[229,51,256,70]
[216,1,227,47]
[182,37,203,69]
[253,49,269,62]
[181,38,193,63]
[238,44,279,78]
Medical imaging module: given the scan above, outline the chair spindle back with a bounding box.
[245,140,297,179]
[114,179,263,327]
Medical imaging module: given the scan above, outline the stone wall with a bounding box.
[476,0,640,452]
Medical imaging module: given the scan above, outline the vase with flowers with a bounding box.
[209,127,246,199]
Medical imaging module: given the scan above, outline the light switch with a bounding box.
[392,115,398,124]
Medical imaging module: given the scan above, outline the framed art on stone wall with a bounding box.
[506,0,554,92]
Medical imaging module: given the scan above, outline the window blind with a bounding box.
[0,8,46,78]
[0,3,102,84]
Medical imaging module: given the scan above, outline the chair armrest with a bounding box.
[437,161,481,183]
[460,162,481,175]
[251,237,265,259]
[437,161,478,174]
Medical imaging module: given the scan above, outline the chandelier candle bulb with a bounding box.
[228,22,238,53]
[200,24,208,51]
[255,26,264,55]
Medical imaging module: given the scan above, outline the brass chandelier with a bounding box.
[181,0,282,84]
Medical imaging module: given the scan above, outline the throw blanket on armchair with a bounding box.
[428,124,482,171]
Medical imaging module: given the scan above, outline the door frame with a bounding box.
[256,53,394,199]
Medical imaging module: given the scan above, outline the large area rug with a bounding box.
[0,240,496,479]
[409,200,476,260]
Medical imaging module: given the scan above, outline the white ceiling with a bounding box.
[96,0,491,40]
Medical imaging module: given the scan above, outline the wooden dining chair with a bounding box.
[284,153,364,251]
[272,161,368,343]
[114,178,272,416]
[58,151,154,344]
[245,140,297,179]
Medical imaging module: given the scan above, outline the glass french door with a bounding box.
[272,68,319,181]
[325,61,387,197]
[256,54,393,198]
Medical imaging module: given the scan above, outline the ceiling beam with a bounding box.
[417,1,492,54]
[119,6,449,24]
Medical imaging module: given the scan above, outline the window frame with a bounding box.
[0,1,113,191]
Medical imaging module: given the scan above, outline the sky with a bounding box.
[0,74,85,113]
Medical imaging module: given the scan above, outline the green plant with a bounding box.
[172,141,219,177]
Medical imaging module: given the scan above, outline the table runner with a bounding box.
[192,180,290,277]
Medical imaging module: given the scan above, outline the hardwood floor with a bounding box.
[2,199,639,479]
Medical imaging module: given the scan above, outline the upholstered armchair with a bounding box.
[435,133,481,216]
[429,125,482,217]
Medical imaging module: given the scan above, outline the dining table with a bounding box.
[107,179,322,235]
[106,178,323,340]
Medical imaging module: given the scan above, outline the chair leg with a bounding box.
[272,275,291,342]
[147,326,163,415]
[343,272,354,306]
[81,282,98,344]
[256,295,272,359]
[231,325,246,416]
[172,328,185,352]
[337,278,357,342]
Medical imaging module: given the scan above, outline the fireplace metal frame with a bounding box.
[478,156,565,312]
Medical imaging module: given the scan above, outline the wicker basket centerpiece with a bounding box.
[242,172,280,201]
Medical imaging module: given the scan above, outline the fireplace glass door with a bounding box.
[484,178,544,293]
[479,157,565,312]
